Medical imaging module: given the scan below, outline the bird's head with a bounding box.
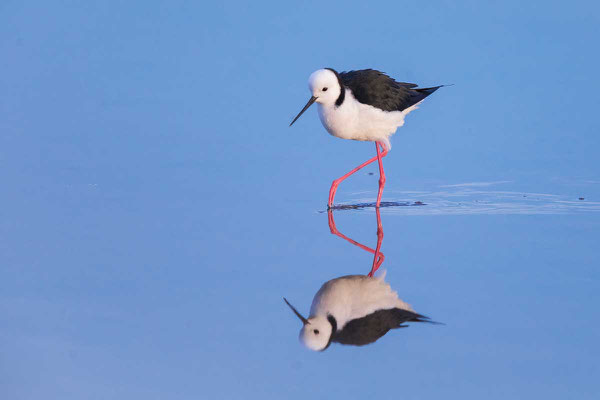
[308,69,342,105]
[299,315,333,351]
[290,68,342,126]
[284,298,333,351]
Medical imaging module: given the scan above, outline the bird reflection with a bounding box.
[284,209,437,351]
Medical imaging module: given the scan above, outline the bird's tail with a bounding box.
[415,85,447,97]
[408,312,444,326]
[401,84,450,113]
[395,310,444,328]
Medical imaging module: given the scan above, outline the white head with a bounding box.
[308,69,342,105]
[290,68,343,126]
[299,315,334,351]
[284,298,334,351]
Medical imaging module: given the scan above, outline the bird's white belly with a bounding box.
[310,274,414,330]
[317,91,416,150]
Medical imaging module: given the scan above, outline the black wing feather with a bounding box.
[339,69,441,112]
[332,308,434,346]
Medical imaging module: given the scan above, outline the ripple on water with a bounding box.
[327,187,600,215]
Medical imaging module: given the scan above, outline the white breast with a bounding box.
[316,90,420,151]
[309,272,414,330]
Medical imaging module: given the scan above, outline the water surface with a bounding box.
[2,2,600,399]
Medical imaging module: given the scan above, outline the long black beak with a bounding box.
[283,297,309,325]
[290,96,317,126]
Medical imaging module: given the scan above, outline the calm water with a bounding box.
[3,175,599,399]
[2,2,600,399]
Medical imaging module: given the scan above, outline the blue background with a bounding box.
[1,1,599,399]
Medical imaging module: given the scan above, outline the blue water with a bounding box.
[2,1,600,399]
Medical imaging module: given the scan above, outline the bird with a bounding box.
[284,271,437,351]
[290,68,444,208]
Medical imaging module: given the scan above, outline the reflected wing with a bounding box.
[333,308,432,346]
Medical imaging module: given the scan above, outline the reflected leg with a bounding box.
[367,207,384,277]
[327,209,384,276]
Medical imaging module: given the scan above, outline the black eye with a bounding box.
[322,87,328,91]
[313,329,320,335]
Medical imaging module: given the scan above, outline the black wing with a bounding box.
[332,308,434,346]
[339,69,441,112]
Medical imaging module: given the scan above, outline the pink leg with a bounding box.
[327,209,385,277]
[375,142,388,208]
[367,207,384,277]
[328,142,389,208]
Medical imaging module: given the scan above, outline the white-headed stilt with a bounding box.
[290,68,444,208]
